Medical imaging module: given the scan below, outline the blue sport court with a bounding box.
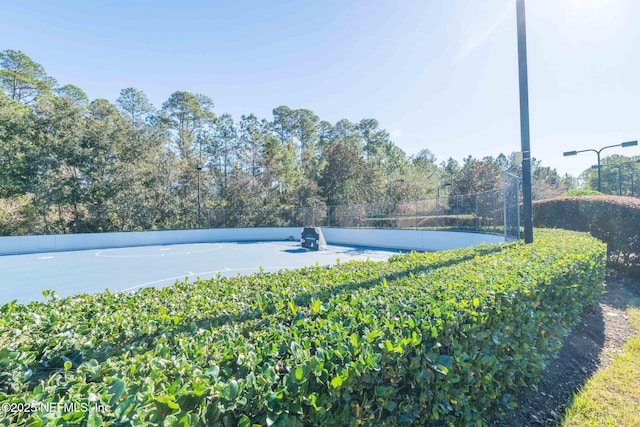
[0,241,399,305]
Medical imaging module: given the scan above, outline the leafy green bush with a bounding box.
[561,189,603,197]
[0,230,605,426]
[534,195,640,276]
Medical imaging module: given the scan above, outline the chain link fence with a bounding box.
[503,172,521,240]
[207,173,522,240]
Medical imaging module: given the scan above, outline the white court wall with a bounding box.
[321,228,504,251]
[0,228,504,256]
[0,228,301,255]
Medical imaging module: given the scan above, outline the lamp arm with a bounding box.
[598,143,628,155]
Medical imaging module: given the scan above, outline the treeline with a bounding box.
[579,154,640,197]
[0,49,573,235]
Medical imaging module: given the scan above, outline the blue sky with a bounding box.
[2,0,639,177]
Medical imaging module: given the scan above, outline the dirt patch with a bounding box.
[491,273,639,426]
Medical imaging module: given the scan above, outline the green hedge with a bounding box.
[561,189,603,197]
[534,195,640,275]
[0,230,605,426]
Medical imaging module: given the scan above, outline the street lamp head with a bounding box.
[563,151,578,157]
[621,140,638,148]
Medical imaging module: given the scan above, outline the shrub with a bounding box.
[561,189,603,197]
[0,230,605,426]
[534,195,640,275]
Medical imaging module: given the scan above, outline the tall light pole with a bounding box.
[516,0,534,244]
[197,132,204,229]
[592,165,622,196]
[591,159,640,195]
[197,163,203,227]
[630,159,640,197]
[563,140,638,192]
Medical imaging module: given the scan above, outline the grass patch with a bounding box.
[562,298,640,426]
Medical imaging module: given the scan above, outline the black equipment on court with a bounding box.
[301,227,327,251]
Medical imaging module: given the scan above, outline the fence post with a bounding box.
[516,178,521,240]
[456,196,460,230]
[503,180,508,240]
[475,194,479,232]
[492,191,497,233]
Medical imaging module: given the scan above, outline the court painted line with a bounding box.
[123,265,297,292]
[95,243,223,258]
[38,256,54,260]
[123,275,205,292]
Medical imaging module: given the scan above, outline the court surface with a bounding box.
[0,241,400,305]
